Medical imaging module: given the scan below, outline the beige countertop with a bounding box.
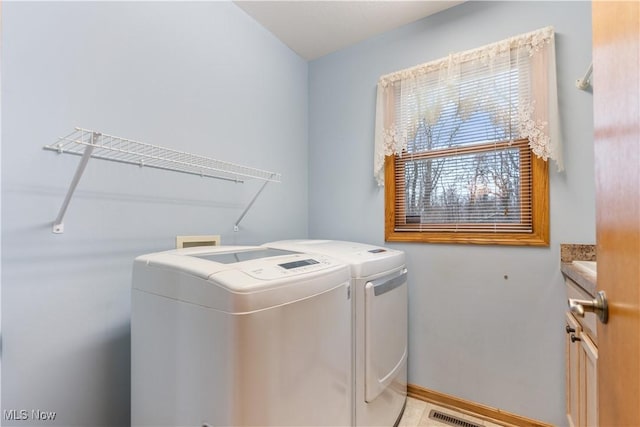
[561,262,597,297]
[560,243,597,297]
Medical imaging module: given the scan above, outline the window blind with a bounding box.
[377,27,555,244]
[395,140,533,232]
[391,47,534,233]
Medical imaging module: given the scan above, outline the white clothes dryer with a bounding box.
[131,246,352,427]
[264,240,408,426]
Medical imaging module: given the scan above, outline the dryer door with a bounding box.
[364,269,408,403]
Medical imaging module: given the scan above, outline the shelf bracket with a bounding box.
[52,132,99,233]
[234,174,275,232]
[576,62,593,91]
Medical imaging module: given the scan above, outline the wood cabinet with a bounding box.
[566,312,581,427]
[565,278,598,427]
[580,333,598,427]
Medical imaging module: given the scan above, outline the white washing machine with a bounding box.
[131,246,352,427]
[264,240,408,426]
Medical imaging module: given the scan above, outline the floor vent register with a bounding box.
[428,409,483,427]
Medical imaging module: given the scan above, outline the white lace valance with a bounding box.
[374,26,563,186]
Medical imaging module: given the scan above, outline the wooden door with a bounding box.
[592,2,640,426]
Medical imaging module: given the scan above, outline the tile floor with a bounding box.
[398,397,505,427]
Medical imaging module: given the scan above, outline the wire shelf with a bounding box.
[44,127,281,233]
[44,127,281,183]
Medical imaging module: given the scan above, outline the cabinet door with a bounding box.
[566,312,582,427]
[580,334,598,427]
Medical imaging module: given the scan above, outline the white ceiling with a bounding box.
[234,1,465,61]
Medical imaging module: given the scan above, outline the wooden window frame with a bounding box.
[384,140,549,246]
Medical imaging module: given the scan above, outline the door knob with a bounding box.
[566,325,576,334]
[570,334,581,343]
[568,290,608,324]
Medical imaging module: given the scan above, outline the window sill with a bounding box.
[384,230,549,246]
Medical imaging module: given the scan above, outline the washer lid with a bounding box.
[264,240,405,278]
[136,246,300,279]
[191,248,299,265]
[133,246,351,312]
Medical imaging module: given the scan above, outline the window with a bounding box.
[374,27,561,246]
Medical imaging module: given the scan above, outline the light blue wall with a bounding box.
[1,2,307,425]
[3,1,596,426]
[308,2,594,426]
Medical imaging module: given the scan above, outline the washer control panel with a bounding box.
[278,258,319,270]
[243,254,339,280]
